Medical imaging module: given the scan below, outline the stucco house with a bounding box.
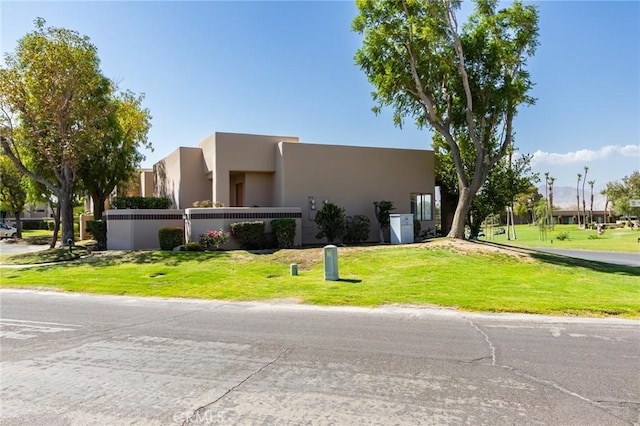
[128,131,434,246]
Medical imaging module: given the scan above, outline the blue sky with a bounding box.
[1,1,638,191]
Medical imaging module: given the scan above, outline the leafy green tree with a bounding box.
[314,202,346,244]
[514,185,542,224]
[434,131,537,238]
[467,152,536,238]
[78,91,152,220]
[0,154,28,237]
[353,0,539,239]
[534,199,549,241]
[602,171,640,219]
[0,18,114,244]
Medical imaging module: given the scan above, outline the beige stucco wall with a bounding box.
[211,133,298,205]
[139,170,154,197]
[153,147,209,208]
[178,148,210,208]
[154,149,181,207]
[244,172,273,207]
[276,142,435,244]
[105,209,184,250]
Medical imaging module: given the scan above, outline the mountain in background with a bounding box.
[537,186,607,210]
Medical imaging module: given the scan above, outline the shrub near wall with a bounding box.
[86,220,107,250]
[271,218,296,248]
[344,215,370,244]
[112,196,172,209]
[230,221,267,250]
[158,227,184,250]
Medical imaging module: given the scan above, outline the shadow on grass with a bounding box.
[527,252,640,276]
[338,278,362,283]
[3,247,91,265]
[474,240,639,276]
[82,250,234,267]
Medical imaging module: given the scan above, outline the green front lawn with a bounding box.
[2,241,638,318]
[481,224,640,252]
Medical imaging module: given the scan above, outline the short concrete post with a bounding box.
[323,245,339,281]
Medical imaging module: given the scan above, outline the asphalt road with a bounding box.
[523,247,640,267]
[1,290,638,425]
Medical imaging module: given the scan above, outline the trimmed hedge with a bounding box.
[182,242,205,251]
[22,220,50,230]
[271,218,296,248]
[158,227,184,250]
[231,221,266,250]
[344,215,370,244]
[112,196,172,209]
[86,220,107,250]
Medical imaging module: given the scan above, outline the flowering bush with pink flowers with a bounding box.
[199,229,230,251]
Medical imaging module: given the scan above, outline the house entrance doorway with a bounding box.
[235,182,244,207]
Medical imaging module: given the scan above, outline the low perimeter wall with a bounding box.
[104,209,184,250]
[104,208,302,250]
[185,207,302,250]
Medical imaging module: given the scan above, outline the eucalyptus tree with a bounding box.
[434,132,536,238]
[353,0,539,238]
[0,18,113,244]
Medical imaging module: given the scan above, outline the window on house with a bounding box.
[411,193,433,221]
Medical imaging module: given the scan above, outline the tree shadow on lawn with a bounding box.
[528,252,640,277]
[80,250,234,268]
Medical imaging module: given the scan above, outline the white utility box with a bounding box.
[390,214,414,244]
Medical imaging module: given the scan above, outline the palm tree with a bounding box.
[544,172,549,208]
[582,166,589,227]
[588,180,595,224]
[576,173,582,228]
[548,176,556,229]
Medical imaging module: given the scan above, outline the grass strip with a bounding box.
[2,243,638,319]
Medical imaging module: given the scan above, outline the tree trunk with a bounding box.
[576,195,581,228]
[509,205,517,240]
[91,189,107,221]
[50,204,61,249]
[439,186,458,237]
[447,187,473,239]
[60,192,75,246]
[12,211,23,239]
